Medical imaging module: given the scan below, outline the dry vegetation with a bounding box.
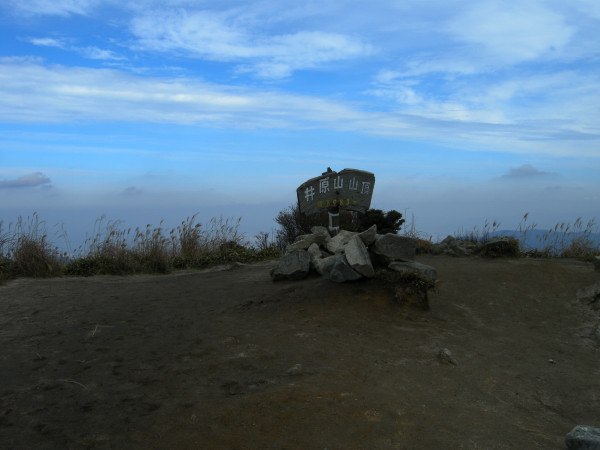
[0,213,281,284]
[1,211,598,285]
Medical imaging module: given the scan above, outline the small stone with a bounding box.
[286,364,303,376]
[565,425,600,449]
[437,348,457,365]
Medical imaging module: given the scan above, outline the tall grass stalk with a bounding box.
[518,213,599,259]
[455,219,501,244]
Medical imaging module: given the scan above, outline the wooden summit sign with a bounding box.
[297,168,375,216]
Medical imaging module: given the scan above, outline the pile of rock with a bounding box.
[270,225,437,283]
[430,235,520,257]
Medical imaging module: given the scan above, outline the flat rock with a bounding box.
[270,250,311,281]
[371,234,416,264]
[565,425,600,449]
[388,261,437,281]
[287,233,328,252]
[479,236,519,257]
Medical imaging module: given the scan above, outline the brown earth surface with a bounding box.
[1,255,600,449]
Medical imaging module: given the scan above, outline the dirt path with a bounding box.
[1,256,599,449]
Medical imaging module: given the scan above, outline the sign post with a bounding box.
[296,168,375,233]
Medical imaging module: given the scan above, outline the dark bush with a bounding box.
[274,203,405,249]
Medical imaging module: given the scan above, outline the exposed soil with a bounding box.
[1,255,599,449]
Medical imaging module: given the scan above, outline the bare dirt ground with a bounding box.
[1,255,599,449]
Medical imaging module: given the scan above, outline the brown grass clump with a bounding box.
[0,213,61,280]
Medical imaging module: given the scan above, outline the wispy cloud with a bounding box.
[130,9,373,78]
[0,60,598,157]
[6,0,101,17]
[28,37,67,48]
[0,172,51,188]
[80,46,126,61]
[27,37,126,62]
[446,2,574,67]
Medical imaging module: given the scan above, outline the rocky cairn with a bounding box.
[270,225,437,285]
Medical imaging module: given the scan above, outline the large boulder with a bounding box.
[270,250,311,281]
[370,234,416,264]
[388,261,437,282]
[344,235,375,277]
[326,230,356,254]
[328,253,363,283]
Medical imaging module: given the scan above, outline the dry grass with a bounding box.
[518,213,600,260]
[0,213,62,280]
[1,213,281,283]
[2,210,597,284]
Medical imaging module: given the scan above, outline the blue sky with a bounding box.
[1,0,599,248]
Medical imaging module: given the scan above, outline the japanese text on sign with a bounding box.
[296,168,375,216]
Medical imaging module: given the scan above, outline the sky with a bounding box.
[1,0,599,249]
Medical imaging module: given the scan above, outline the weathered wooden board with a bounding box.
[296,168,375,215]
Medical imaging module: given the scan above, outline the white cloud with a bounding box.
[79,46,126,61]
[446,1,575,65]
[130,9,373,78]
[0,60,599,157]
[28,37,67,48]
